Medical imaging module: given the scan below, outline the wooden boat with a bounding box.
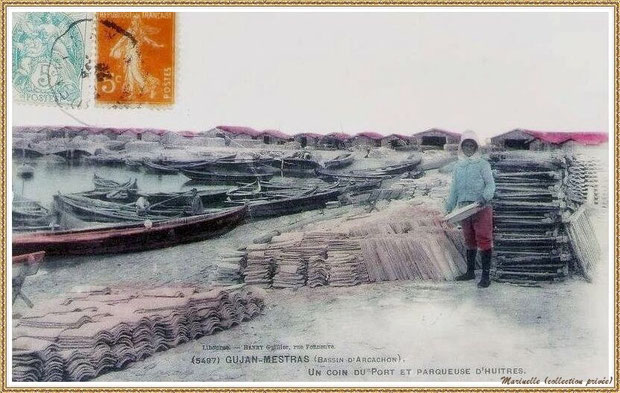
[142,160,179,174]
[318,157,422,180]
[12,205,248,256]
[315,167,387,181]
[180,168,276,184]
[93,174,138,191]
[366,157,422,176]
[278,157,322,171]
[339,178,383,194]
[180,157,275,171]
[227,181,319,201]
[124,159,143,171]
[85,155,125,166]
[226,182,263,201]
[160,154,237,169]
[53,193,177,223]
[13,196,55,229]
[243,189,341,219]
[13,251,46,265]
[137,189,230,206]
[76,189,137,203]
[324,153,354,169]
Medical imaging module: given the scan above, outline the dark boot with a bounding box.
[478,249,492,288]
[455,249,476,281]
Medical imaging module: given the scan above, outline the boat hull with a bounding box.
[13,205,248,256]
[324,154,354,169]
[246,190,340,219]
[180,168,275,184]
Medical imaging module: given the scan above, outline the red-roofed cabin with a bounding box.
[178,130,197,138]
[259,129,291,145]
[351,132,383,148]
[411,128,461,149]
[490,129,608,151]
[381,134,412,149]
[320,133,352,150]
[293,132,322,148]
[97,127,122,140]
[216,125,261,140]
[118,128,147,141]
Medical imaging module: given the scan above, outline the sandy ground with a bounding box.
[10,148,613,385]
[92,276,610,383]
[12,201,612,384]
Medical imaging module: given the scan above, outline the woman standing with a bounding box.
[445,131,496,288]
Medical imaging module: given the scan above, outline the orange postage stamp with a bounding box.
[95,12,175,106]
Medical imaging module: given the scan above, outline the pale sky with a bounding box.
[12,10,611,139]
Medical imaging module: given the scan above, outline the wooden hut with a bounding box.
[141,128,167,142]
[215,125,261,140]
[293,132,322,148]
[351,132,383,148]
[200,127,223,138]
[490,129,608,151]
[411,129,461,149]
[381,134,411,149]
[259,129,291,145]
[320,133,351,150]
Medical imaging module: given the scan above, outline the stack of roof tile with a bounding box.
[12,285,264,382]
[272,256,307,289]
[307,256,330,287]
[566,153,608,208]
[241,204,468,288]
[565,204,602,281]
[325,239,369,287]
[360,234,465,281]
[243,246,275,287]
[490,152,572,283]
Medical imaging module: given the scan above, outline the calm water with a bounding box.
[11,159,224,208]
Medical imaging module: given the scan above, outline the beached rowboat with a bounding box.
[93,174,138,191]
[229,189,341,219]
[12,205,248,256]
[180,168,276,184]
[324,153,354,169]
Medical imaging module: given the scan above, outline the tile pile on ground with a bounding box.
[12,284,264,382]
[566,153,608,209]
[241,203,466,288]
[489,152,572,284]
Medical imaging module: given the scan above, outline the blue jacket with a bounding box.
[445,157,496,213]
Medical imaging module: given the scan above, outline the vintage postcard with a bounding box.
[3,6,617,391]
[11,12,93,108]
[95,12,175,106]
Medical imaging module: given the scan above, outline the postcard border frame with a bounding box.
[0,2,618,392]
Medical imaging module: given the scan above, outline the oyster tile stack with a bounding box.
[566,153,608,208]
[307,256,330,287]
[360,234,465,281]
[241,205,467,288]
[243,246,275,287]
[325,238,369,287]
[12,285,264,382]
[489,152,571,283]
[243,233,303,288]
[565,204,602,282]
[271,250,308,289]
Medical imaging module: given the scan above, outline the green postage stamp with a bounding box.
[12,12,93,108]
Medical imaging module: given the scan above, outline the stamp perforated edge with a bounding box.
[93,12,177,110]
[11,12,95,109]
